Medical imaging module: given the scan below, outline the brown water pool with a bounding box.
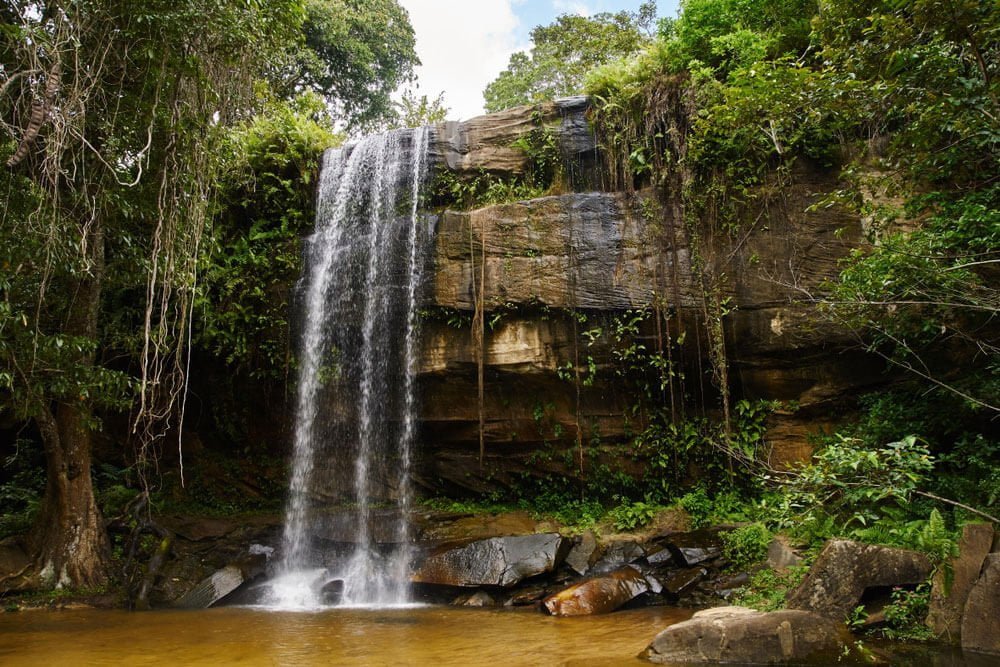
[0,605,693,666]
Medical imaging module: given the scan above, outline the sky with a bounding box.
[397,0,681,121]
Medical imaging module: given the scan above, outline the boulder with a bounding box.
[644,606,847,664]
[320,579,344,605]
[505,584,550,607]
[962,553,1000,656]
[662,530,722,567]
[927,523,994,642]
[645,548,676,567]
[767,536,803,570]
[565,531,599,576]
[592,540,646,573]
[411,533,569,588]
[786,539,931,619]
[173,552,267,609]
[455,590,496,607]
[543,565,650,616]
[663,567,707,597]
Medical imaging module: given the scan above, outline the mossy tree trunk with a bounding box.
[28,222,111,589]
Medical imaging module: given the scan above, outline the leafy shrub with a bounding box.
[721,522,772,570]
[878,584,934,642]
[731,565,809,612]
[609,499,659,531]
[677,488,713,528]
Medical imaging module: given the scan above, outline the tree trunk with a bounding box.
[28,222,111,589]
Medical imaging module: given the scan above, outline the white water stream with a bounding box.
[269,127,432,609]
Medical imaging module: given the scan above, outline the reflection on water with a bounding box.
[0,606,991,666]
[0,606,690,666]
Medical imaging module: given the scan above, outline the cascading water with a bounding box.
[268,127,432,609]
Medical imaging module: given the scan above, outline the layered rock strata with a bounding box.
[412,98,877,492]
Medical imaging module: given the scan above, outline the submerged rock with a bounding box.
[412,533,569,587]
[644,606,847,664]
[786,539,931,619]
[505,584,550,607]
[962,553,1000,656]
[454,590,497,607]
[927,523,994,642]
[543,565,649,616]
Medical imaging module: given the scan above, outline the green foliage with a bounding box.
[609,499,660,531]
[731,565,809,611]
[274,0,419,130]
[391,89,450,129]
[877,584,935,642]
[677,487,753,528]
[510,115,563,192]
[430,169,547,210]
[768,434,934,539]
[484,3,656,112]
[199,93,340,383]
[0,456,44,539]
[721,522,772,569]
[658,0,815,76]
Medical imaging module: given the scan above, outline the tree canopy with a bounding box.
[483,2,657,112]
[0,0,416,590]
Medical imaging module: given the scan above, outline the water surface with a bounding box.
[0,606,691,666]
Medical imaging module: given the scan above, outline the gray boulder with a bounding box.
[412,533,569,587]
[565,531,599,576]
[786,539,931,619]
[644,606,847,664]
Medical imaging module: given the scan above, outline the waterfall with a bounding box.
[269,127,432,609]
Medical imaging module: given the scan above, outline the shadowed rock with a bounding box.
[663,567,707,597]
[565,531,599,576]
[644,606,847,664]
[592,540,646,573]
[173,553,267,609]
[786,539,931,619]
[662,530,722,567]
[543,565,650,616]
[962,553,1000,656]
[412,533,569,587]
[927,523,994,642]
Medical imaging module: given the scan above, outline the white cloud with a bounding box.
[398,0,528,121]
[552,0,592,16]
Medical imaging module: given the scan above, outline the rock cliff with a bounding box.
[411,98,883,494]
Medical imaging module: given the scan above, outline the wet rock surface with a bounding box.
[154,514,281,606]
[411,533,569,587]
[644,606,848,664]
[786,539,932,619]
[565,531,599,576]
[173,553,267,609]
[660,529,723,567]
[543,565,650,616]
[591,540,646,573]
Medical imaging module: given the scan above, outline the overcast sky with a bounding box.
[397,0,681,121]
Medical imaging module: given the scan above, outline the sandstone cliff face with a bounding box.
[411,98,882,494]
